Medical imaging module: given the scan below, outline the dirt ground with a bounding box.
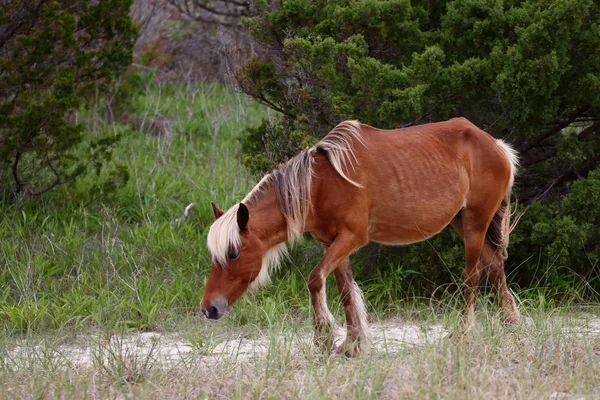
[9,316,600,368]
[3,314,600,399]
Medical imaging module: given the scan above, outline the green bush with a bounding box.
[0,0,137,198]
[510,170,600,290]
[238,0,600,186]
[236,0,600,296]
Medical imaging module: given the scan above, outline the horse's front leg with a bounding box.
[308,231,367,355]
[308,276,337,351]
[333,258,369,357]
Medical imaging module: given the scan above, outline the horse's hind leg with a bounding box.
[333,258,368,357]
[451,211,519,328]
[481,241,520,324]
[450,210,489,332]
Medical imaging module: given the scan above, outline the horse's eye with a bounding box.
[228,251,240,260]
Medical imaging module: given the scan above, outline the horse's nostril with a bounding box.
[202,296,227,320]
[207,305,219,319]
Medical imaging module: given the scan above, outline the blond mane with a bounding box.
[207,120,364,288]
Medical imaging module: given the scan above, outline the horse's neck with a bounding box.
[249,187,289,248]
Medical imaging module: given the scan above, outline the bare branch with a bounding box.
[579,121,600,141]
[254,94,296,119]
[516,107,588,154]
[11,151,24,194]
[186,0,248,18]
[522,120,600,168]
[167,0,251,27]
[522,147,558,168]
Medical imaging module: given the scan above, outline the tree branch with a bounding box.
[521,119,600,168]
[254,93,296,119]
[186,0,248,18]
[167,0,250,26]
[11,151,24,194]
[522,147,558,168]
[28,154,97,197]
[516,106,588,154]
[523,167,575,203]
[579,121,600,141]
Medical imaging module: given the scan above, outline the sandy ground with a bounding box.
[6,321,450,368]
[7,317,600,369]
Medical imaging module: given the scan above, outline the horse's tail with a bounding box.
[487,139,519,259]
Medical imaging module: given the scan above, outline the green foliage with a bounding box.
[241,117,318,173]
[510,169,600,290]
[0,76,275,335]
[238,0,599,183]
[0,0,137,197]
[236,0,600,291]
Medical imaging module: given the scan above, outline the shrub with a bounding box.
[235,0,600,294]
[0,0,137,198]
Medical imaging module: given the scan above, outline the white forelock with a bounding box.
[206,203,288,289]
[207,205,241,266]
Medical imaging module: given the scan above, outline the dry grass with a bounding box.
[1,309,599,399]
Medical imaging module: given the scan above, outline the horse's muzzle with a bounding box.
[201,296,227,320]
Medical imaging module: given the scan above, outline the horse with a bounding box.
[201,117,520,356]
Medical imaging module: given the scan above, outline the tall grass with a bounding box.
[0,69,597,340]
[0,70,282,335]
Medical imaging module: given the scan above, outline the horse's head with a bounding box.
[201,202,269,319]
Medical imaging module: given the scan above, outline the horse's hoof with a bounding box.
[314,332,336,352]
[447,320,475,340]
[335,345,358,357]
[335,340,362,357]
[503,312,521,326]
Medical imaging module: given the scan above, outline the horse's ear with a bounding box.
[237,203,249,231]
[211,202,224,219]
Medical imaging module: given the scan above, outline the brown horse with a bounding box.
[202,118,520,356]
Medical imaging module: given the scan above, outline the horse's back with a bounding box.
[354,118,510,193]
[357,118,498,159]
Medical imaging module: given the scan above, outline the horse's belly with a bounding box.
[367,202,461,245]
[368,221,448,245]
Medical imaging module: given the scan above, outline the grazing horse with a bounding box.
[202,118,520,356]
